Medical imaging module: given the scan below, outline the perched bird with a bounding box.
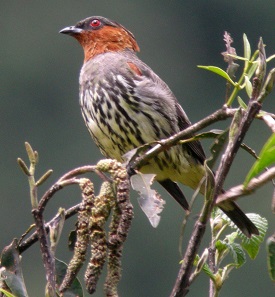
[60,16,258,237]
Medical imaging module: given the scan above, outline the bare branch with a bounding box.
[262,114,275,132]
[216,167,275,204]
[18,204,80,254]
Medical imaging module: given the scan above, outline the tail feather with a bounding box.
[159,179,258,238]
[218,201,259,237]
[159,179,189,210]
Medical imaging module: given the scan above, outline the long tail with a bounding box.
[159,179,189,210]
[217,201,259,237]
[159,179,258,237]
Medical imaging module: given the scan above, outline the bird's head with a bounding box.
[60,16,140,62]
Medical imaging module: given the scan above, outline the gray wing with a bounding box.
[129,51,206,164]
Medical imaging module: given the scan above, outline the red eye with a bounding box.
[90,19,101,27]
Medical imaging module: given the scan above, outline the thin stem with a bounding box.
[216,166,275,204]
[32,209,56,297]
[19,204,80,254]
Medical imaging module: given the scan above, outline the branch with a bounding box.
[38,165,103,212]
[170,81,262,297]
[131,107,236,171]
[216,167,275,204]
[262,114,275,132]
[18,204,80,254]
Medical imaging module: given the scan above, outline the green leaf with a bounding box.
[244,133,275,186]
[215,239,229,264]
[0,289,15,297]
[49,208,65,254]
[222,213,268,259]
[36,169,53,186]
[208,130,229,169]
[204,162,215,200]
[0,239,29,297]
[17,158,30,176]
[258,68,275,103]
[243,34,251,68]
[216,239,246,268]
[244,75,253,98]
[221,263,237,283]
[24,142,37,164]
[198,65,236,85]
[266,234,275,281]
[256,37,266,82]
[55,258,83,297]
[228,243,246,267]
[266,54,275,63]
[194,255,215,281]
[237,96,248,110]
[239,214,268,259]
[246,61,258,80]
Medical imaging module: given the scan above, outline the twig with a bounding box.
[32,209,56,296]
[38,165,107,212]
[216,166,275,204]
[131,107,236,171]
[262,114,275,132]
[18,204,80,254]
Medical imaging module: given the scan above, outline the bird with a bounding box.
[60,16,259,237]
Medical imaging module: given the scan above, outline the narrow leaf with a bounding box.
[247,61,258,80]
[237,96,248,110]
[0,289,15,297]
[243,34,251,68]
[208,130,229,169]
[24,142,36,164]
[244,75,253,98]
[17,158,30,176]
[36,169,53,186]
[34,151,39,163]
[198,66,235,85]
[255,37,266,82]
[266,54,275,62]
[49,208,65,254]
[221,263,238,283]
[258,68,275,103]
[193,255,216,281]
[266,234,275,281]
[204,162,215,200]
[244,133,275,186]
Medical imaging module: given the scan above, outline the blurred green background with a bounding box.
[1,1,275,296]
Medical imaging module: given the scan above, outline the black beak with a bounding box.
[59,26,83,35]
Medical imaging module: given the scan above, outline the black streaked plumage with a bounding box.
[60,16,259,237]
